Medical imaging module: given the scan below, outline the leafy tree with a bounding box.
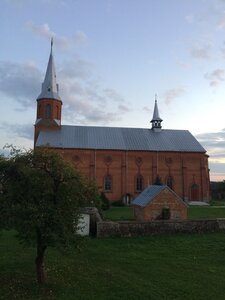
[0,147,100,284]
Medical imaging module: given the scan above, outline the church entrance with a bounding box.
[123,193,132,205]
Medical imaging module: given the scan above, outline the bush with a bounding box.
[100,192,110,210]
[111,200,125,207]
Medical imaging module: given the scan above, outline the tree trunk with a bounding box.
[35,242,47,284]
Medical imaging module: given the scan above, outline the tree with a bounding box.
[0,147,100,284]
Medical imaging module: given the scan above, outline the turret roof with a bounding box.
[151,98,162,122]
[37,39,61,100]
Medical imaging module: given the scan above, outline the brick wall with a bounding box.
[53,148,209,202]
[133,188,187,221]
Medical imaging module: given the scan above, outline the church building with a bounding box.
[34,42,210,204]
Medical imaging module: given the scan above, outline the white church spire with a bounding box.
[151,94,163,131]
[37,38,61,100]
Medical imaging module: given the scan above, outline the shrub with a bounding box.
[111,200,125,207]
[100,192,110,210]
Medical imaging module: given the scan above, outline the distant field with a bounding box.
[1,230,225,300]
[103,205,225,221]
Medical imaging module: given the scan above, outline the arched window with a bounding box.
[104,175,112,192]
[45,104,51,119]
[191,184,199,201]
[136,175,143,192]
[167,176,173,190]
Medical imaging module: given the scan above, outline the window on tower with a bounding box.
[38,104,41,118]
[56,105,59,119]
[45,104,51,119]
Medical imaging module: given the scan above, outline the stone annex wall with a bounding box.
[97,219,225,237]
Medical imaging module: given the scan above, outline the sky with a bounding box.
[0,0,225,181]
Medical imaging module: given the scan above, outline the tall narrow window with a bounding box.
[104,175,112,192]
[191,184,199,201]
[45,104,51,119]
[167,176,173,190]
[56,105,59,119]
[136,175,143,192]
[38,104,41,118]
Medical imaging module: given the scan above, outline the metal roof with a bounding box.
[36,125,206,153]
[37,39,61,101]
[132,185,188,207]
[151,99,162,122]
[132,185,168,207]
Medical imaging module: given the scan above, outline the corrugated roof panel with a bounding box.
[132,185,167,207]
[87,127,126,149]
[36,125,206,153]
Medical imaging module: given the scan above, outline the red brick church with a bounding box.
[34,42,210,204]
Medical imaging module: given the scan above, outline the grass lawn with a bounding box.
[210,200,225,206]
[188,206,225,219]
[103,205,225,221]
[103,206,135,221]
[1,230,225,300]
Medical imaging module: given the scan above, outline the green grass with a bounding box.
[103,206,225,221]
[188,207,225,219]
[210,200,225,206]
[103,206,134,221]
[1,230,225,299]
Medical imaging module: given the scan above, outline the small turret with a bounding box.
[150,95,163,132]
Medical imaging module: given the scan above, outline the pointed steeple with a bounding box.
[37,38,61,100]
[34,39,62,145]
[151,94,163,131]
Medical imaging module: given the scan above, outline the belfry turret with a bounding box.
[150,95,163,132]
[34,39,62,145]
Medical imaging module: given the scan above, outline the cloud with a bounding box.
[195,129,225,161]
[177,61,191,69]
[0,61,41,107]
[0,123,33,141]
[0,50,130,126]
[162,87,186,105]
[73,31,88,46]
[57,57,130,124]
[103,88,125,103]
[217,12,225,29]
[142,106,151,113]
[60,75,131,124]
[204,69,225,86]
[190,44,211,59]
[195,129,225,180]
[59,57,94,79]
[26,21,87,49]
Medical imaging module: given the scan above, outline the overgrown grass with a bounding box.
[1,230,225,299]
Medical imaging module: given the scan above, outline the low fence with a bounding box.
[97,219,225,237]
